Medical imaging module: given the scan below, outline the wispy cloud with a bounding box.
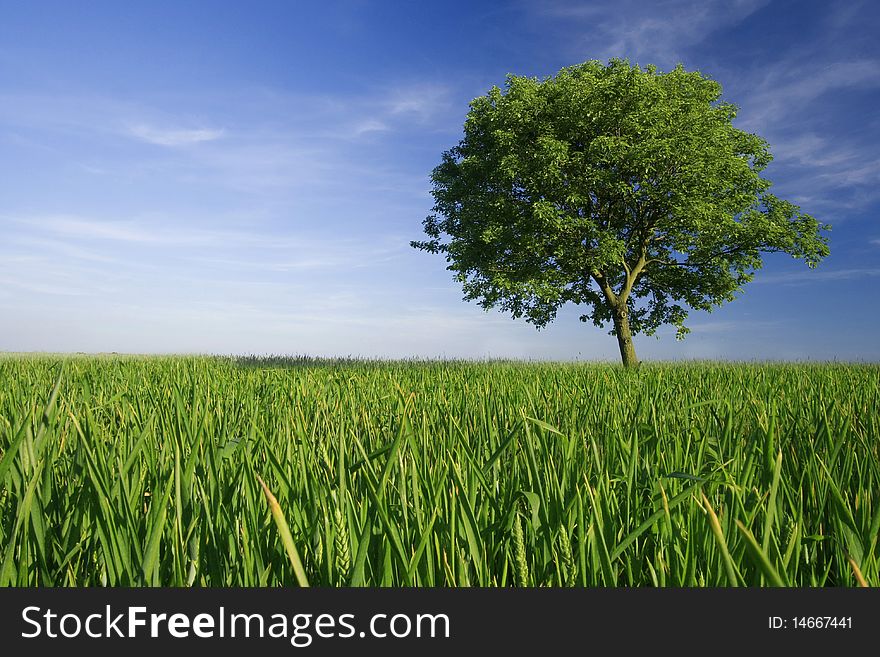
[385,83,453,122]
[764,127,880,213]
[15,215,171,244]
[707,53,878,213]
[349,118,390,136]
[0,275,99,298]
[771,133,864,169]
[526,0,769,66]
[736,59,880,132]
[126,123,225,146]
[191,249,402,273]
[6,236,122,264]
[1,79,457,154]
[755,268,880,284]
[715,1,880,214]
[6,213,408,256]
[0,83,457,199]
[685,319,781,334]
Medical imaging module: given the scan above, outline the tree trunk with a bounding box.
[612,307,639,368]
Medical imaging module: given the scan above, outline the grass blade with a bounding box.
[257,475,310,587]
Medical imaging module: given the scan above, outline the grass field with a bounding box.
[1,355,878,586]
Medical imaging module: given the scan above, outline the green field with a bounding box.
[1,355,878,586]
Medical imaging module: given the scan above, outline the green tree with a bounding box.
[411,59,829,367]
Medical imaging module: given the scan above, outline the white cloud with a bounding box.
[0,275,97,297]
[527,0,769,66]
[191,249,402,273]
[755,268,880,284]
[763,128,880,212]
[350,118,390,136]
[736,59,880,131]
[6,236,122,264]
[722,49,880,211]
[0,81,460,201]
[385,83,453,121]
[772,133,863,169]
[127,123,225,146]
[6,213,409,260]
[17,215,169,243]
[685,319,781,334]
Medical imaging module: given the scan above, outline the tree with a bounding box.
[411,59,830,366]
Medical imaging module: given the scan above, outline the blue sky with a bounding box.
[1,0,878,360]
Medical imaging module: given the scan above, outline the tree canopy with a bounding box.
[412,59,830,366]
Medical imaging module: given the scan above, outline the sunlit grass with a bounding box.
[1,355,878,586]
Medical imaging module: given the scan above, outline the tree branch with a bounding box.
[591,270,618,308]
[620,249,648,304]
[648,245,770,269]
[619,209,655,304]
